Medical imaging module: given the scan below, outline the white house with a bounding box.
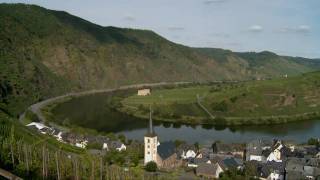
[181,150,197,159]
[26,122,51,134]
[54,132,63,142]
[27,122,47,130]
[116,143,126,151]
[138,89,151,96]
[267,142,285,162]
[249,154,266,162]
[103,141,127,152]
[75,140,88,149]
[103,143,109,150]
[269,171,284,180]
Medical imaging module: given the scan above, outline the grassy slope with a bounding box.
[1,3,320,118]
[121,71,320,125]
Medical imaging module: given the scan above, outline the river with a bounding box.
[51,91,320,144]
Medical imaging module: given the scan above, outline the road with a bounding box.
[19,81,191,124]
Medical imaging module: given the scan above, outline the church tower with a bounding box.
[144,107,158,165]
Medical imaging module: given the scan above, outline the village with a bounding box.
[25,107,320,180]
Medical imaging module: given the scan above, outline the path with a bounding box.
[196,94,215,119]
[19,82,191,124]
[0,168,23,180]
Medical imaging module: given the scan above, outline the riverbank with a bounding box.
[120,72,320,126]
[19,82,191,132]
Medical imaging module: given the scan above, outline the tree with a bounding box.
[307,138,320,146]
[145,161,157,172]
[194,142,199,151]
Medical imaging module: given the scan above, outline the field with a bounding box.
[120,72,320,125]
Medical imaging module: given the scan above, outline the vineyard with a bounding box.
[0,112,171,179]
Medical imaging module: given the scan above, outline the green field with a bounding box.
[120,72,320,125]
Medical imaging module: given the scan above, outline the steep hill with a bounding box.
[0,3,320,116]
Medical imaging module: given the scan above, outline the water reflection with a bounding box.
[52,91,320,144]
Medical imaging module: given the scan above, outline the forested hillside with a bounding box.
[1,3,320,116]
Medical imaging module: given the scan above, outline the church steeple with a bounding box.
[144,105,158,165]
[149,106,154,134]
[145,105,156,137]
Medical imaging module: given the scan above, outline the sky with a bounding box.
[1,0,320,58]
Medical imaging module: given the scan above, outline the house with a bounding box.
[75,140,88,149]
[286,157,320,180]
[196,147,213,159]
[267,140,290,162]
[26,122,51,134]
[247,161,285,180]
[137,89,151,96]
[246,140,271,162]
[157,141,182,168]
[187,157,211,167]
[259,162,285,180]
[54,131,63,142]
[212,142,245,158]
[295,145,319,157]
[221,157,244,170]
[110,141,127,151]
[196,162,224,179]
[177,144,197,159]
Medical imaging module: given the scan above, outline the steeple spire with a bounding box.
[149,105,153,134]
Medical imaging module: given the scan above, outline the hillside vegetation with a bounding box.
[121,71,320,125]
[1,3,320,117]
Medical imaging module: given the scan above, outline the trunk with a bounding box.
[55,151,60,180]
[10,143,14,166]
[42,146,45,178]
[46,148,49,178]
[100,156,103,180]
[24,144,29,174]
[90,160,95,180]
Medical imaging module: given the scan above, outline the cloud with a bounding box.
[279,25,311,34]
[296,25,311,33]
[209,33,230,38]
[123,14,135,21]
[203,0,227,5]
[168,26,185,31]
[248,25,263,32]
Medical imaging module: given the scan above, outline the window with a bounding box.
[148,151,150,154]
[147,139,150,143]
[148,145,150,148]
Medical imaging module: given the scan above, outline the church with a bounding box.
[144,108,182,169]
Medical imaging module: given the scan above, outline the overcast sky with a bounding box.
[2,0,320,58]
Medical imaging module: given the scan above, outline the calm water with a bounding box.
[52,91,320,144]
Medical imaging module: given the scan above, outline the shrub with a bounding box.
[145,161,157,172]
[230,96,238,103]
[211,101,228,112]
[87,142,102,150]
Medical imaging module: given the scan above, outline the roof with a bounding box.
[158,141,176,160]
[196,163,219,176]
[246,140,264,156]
[258,161,285,178]
[223,158,240,169]
[109,141,124,149]
[144,132,157,137]
[191,157,210,164]
[26,122,48,130]
[213,142,245,153]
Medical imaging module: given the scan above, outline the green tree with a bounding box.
[145,161,157,172]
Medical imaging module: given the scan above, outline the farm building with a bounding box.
[138,89,151,96]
